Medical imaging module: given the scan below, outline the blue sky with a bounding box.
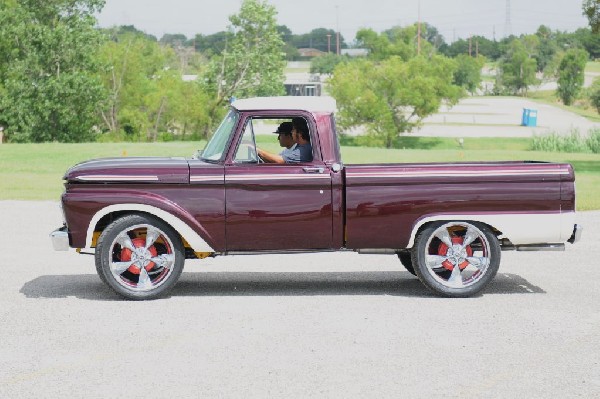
[97,0,589,43]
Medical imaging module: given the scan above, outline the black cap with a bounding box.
[273,122,293,135]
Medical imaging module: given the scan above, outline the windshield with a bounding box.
[201,109,240,162]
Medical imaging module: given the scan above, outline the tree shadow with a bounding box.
[20,271,544,301]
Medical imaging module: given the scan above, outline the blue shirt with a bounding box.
[282,143,313,163]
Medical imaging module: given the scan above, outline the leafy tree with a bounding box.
[583,0,600,33]
[203,0,286,137]
[290,28,345,52]
[329,55,463,148]
[534,25,560,74]
[190,31,229,56]
[453,55,486,94]
[556,48,589,105]
[441,36,501,60]
[108,25,158,41]
[310,54,347,74]
[160,33,188,48]
[97,32,205,141]
[497,39,539,95]
[0,0,106,142]
[588,77,600,113]
[357,25,431,61]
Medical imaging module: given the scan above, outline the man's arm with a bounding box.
[257,148,285,164]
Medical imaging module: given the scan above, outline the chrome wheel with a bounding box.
[96,215,184,300]
[109,224,176,292]
[413,221,500,297]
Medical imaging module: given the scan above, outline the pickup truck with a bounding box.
[51,96,582,300]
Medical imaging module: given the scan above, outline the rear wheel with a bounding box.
[412,221,500,297]
[95,214,185,300]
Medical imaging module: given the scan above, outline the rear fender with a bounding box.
[406,212,575,248]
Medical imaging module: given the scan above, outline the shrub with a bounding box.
[586,128,600,153]
[531,129,588,153]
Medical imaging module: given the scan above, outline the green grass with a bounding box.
[586,61,600,74]
[529,90,600,123]
[1,142,599,210]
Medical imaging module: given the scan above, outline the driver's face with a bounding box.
[278,133,294,148]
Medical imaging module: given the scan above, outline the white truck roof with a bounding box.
[232,96,337,113]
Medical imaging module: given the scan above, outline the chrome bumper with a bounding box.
[568,224,582,244]
[50,226,70,251]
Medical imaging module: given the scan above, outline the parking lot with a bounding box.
[0,201,599,398]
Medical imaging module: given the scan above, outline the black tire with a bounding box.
[95,214,185,300]
[412,221,500,297]
[397,250,416,276]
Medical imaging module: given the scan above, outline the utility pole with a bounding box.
[476,40,479,57]
[327,34,331,53]
[417,1,421,55]
[336,5,340,55]
[468,36,472,56]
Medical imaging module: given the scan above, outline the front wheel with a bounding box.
[95,214,185,300]
[412,221,500,297]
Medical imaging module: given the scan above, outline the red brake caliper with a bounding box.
[438,236,474,271]
[120,237,157,275]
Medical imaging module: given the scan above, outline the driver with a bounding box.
[257,122,295,164]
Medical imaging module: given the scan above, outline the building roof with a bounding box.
[232,96,337,113]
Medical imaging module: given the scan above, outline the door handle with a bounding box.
[302,167,325,174]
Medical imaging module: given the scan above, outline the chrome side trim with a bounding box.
[75,175,159,182]
[347,169,569,179]
[226,174,330,181]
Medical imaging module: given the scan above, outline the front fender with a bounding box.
[63,190,216,253]
[85,203,215,253]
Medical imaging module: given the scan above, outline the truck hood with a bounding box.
[64,157,190,184]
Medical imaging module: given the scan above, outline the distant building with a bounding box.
[284,73,323,96]
[297,48,326,58]
[341,48,369,57]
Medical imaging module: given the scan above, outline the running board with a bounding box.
[503,243,565,252]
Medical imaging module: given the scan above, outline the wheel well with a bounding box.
[410,219,503,248]
[92,211,186,248]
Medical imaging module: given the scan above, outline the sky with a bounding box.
[96,0,589,44]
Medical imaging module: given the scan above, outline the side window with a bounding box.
[234,119,259,164]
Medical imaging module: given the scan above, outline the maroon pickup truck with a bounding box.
[51,96,581,299]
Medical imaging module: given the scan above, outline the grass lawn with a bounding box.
[1,141,599,210]
[529,90,600,123]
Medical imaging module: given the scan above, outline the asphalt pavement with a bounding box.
[0,201,599,398]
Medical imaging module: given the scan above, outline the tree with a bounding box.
[497,39,539,95]
[203,0,286,137]
[310,54,347,74]
[328,55,463,148]
[588,77,600,113]
[583,0,600,33]
[0,0,106,142]
[453,55,486,94]
[557,48,589,105]
[290,28,345,52]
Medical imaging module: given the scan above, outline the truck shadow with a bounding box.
[20,271,545,300]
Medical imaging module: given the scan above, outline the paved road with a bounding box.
[416,97,599,138]
[0,201,599,398]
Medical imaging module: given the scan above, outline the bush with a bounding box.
[587,129,600,153]
[531,130,588,153]
[531,128,600,153]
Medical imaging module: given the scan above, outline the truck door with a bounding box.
[224,116,334,251]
